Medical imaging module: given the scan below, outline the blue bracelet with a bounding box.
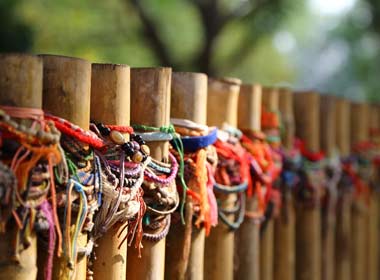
[172,128,218,153]
[218,192,246,230]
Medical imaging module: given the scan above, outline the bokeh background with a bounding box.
[2,0,379,101]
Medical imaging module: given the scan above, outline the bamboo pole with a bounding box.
[204,77,241,280]
[260,87,280,280]
[235,84,262,280]
[41,54,92,280]
[368,105,379,280]
[294,92,321,280]
[126,67,171,280]
[319,95,337,280]
[334,98,351,280]
[0,54,42,280]
[165,71,208,280]
[90,63,130,280]
[274,88,295,280]
[350,102,369,280]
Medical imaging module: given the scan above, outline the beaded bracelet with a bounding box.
[132,123,187,223]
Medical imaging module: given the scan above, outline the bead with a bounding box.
[47,133,56,143]
[40,132,52,144]
[2,114,10,122]
[53,135,61,143]
[160,198,168,205]
[8,120,18,129]
[36,130,44,139]
[18,124,26,132]
[122,142,134,156]
[134,134,145,145]
[167,197,174,205]
[110,130,125,145]
[50,124,59,134]
[98,123,111,136]
[148,183,156,190]
[140,144,150,156]
[131,141,140,150]
[132,151,143,163]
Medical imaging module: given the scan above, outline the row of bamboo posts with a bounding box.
[0,53,379,280]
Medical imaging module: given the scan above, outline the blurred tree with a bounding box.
[128,0,293,75]
[4,0,297,83]
[0,0,33,52]
[364,0,380,33]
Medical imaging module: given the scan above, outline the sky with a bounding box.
[309,0,356,15]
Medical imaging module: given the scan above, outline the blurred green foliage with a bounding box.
[2,0,380,100]
[4,0,298,84]
[0,0,32,52]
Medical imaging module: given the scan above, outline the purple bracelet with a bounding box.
[144,153,178,185]
[143,214,171,242]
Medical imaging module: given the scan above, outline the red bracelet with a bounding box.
[45,114,105,148]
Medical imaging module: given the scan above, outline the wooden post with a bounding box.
[235,84,262,280]
[126,67,171,280]
[41,54,92,280]
[90,63,130,280]
[294,92,321,280]
[350,102,369,280]
[319,95,337,280]
[368,105,379,280]
[279,89,295,150]
[334,98,352,280]
[274,88,295,280]
[204,77,241,280]
[0,54,42,280]
[260,87,279,280]
[165,71,208,280]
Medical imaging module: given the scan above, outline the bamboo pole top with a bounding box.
[130,67,171,129]
[0,53,43,108]
[369,105,380,131]
[335,98,351,157]
[279,88,295,150]
[294,91,320,152]
[170,71,208,124]
[129,67,171,161]
[238,84,262,132]
[262,87,280,111]
[320,95,337,157]
[350,102,369,146]
[207,77,241,128]
[40,54,92,129]
[91,63,130,125]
